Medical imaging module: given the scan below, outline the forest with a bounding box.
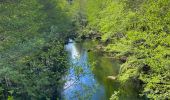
[0,0,170,100]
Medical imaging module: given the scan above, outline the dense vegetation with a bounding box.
[0,0,73,99]
[1,0,170,100]
[71,0,170,99]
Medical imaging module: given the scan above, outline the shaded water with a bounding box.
[63,39,141,100]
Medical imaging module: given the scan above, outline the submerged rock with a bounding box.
[107,76,117,80]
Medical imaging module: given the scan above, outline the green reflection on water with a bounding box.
[66,39,144,100]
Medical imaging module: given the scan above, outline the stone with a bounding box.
[107,76,116,80]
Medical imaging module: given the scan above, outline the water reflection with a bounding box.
[63,39,144,100]
[64,40,106,100]
[65,39,80,60]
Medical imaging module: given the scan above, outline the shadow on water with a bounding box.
[62,39,143,100]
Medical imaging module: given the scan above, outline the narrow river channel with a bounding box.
[62,39,141,100]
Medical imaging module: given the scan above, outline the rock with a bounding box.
[87,49,91,52]
[107,76,116,80]
[96,45,103,49]
[81,35,87,40]
[120,56,127,63]
[96,36,101,40]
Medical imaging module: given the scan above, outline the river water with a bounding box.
[63,39,141,100]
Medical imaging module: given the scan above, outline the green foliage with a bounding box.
[0,0,73,99]
[72,0,170,99]
[110,91,119,100]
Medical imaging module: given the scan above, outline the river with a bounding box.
[62,39,142,100]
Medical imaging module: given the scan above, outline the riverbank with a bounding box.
[70,1,170,99]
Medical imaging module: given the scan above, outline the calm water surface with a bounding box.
[63,39,141,100]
